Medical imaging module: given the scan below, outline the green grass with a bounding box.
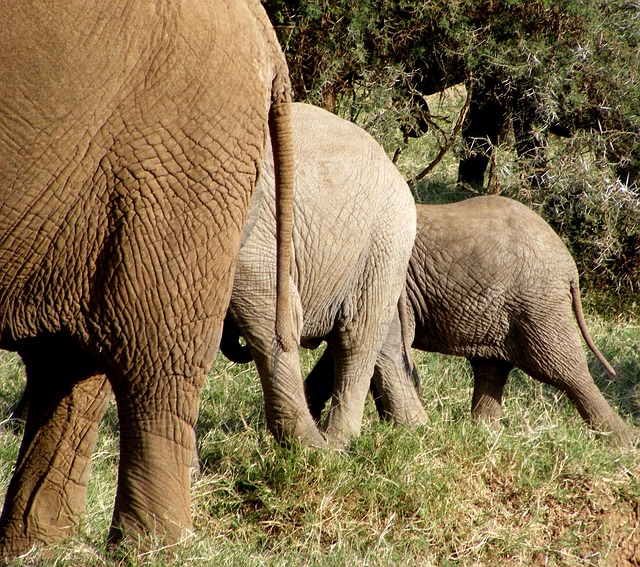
[0,315,638,566]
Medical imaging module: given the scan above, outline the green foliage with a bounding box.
[494,130,640,302]
[264,0,639,140]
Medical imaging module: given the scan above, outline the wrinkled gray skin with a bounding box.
[225,103,423,448]
[0,0,296,556]
[305,196,637,446]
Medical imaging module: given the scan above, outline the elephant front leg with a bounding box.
[0,337,110,557]
[469,358,512,423]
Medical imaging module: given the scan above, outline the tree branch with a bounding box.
[408,71,473,189]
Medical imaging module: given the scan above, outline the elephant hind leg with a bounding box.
[251,344,327,448]
[469,358,512,423]
[514,323,638,447]
[107,358,209,547]
[370,311,426,426]
[229,285,326,448]
[565,380,638,447]
[514,316,638,446]
[525,361,638,447]
[0,334,110,558]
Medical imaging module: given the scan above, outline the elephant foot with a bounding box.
[0,534,39,561]
[561,379,639,449]
[323,419,361,450]
[610,428,639,449]
[107,516,195,553]
[308,430,329,448]
[285,422,328,448]
[325,433,351,451]
[269,418,328,449]
[596,419,638,449]
[379,398,427,426]
[0,481,86,554]
[405,407,428,426]
[472,408,503,425]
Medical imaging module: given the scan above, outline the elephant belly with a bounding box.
[411,295,511,362]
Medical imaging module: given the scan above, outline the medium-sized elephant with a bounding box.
[304,196,637,446]
[224,102,424,448]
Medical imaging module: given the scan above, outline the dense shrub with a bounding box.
[497,132,640,306]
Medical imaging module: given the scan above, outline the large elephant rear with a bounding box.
[0,0,295,555]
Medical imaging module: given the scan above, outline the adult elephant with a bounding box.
[223,103,424,448]
[304,196,638,446]
[0,0,295,556]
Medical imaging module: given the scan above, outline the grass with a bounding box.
[0,315,638,566]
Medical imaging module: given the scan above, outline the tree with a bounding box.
[264,0,638,183]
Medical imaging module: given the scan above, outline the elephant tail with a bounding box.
[570,280,616,379]
[269,91,296,354]
[246,0,295,354]
[398,287,421,394]
[219,318,253,364]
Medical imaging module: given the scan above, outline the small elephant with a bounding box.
[304,196,637,446]
[224,102,424,448]
[0,0,295,556]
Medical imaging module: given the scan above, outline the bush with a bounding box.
[485,130,640,305]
